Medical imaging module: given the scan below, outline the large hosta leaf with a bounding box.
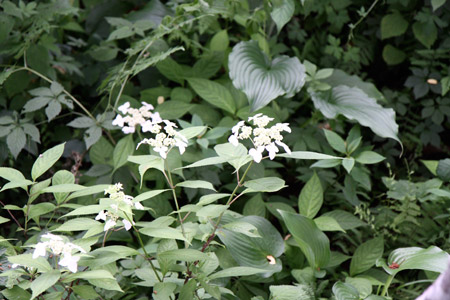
[376,246,449,276]
[311,86,401,144]
[217,216,284,277]
[229,41,305,112]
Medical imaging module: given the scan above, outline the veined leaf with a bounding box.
[311,86,401,145]
[229,41,306,112]
[188,78,236,114]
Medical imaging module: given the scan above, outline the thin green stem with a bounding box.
[124,213,162,282]
[381,274,395,297]
[165,162,187,240]
[347,0,380,44]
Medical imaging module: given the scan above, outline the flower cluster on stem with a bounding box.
[95,183,144,231]
[32,233,86,273]
[136,119,188,159]
[228,113,291,163]
[112,101,163,134]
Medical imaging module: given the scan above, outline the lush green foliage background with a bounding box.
[0,0,450,299]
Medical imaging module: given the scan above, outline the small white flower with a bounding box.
[104,219,116,231]
[141,101,154,110]
[122,219,133,231]
[176,139,187,155]
[112,114,125,127]
[228,134,239,146]
[134,202,144,210]
[151,112,163,124]
[118,102,130,114]
[95,210,107,221]
[33,242,48,259]
[266,143,279,160]
[275,140,291,154]
[232,121,245,134]
[141,120,154,132]
[249,148,263,163]
[59,254,80,273]
[122,126,135,134]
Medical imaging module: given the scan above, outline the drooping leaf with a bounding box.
[113,135,134,172]
[270,0,295,33]
[6,127,26,159]
[311,86,401,144]
[30,270,61,300]
[350,237,384,276]
[229,41,306,112]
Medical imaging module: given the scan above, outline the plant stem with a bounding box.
[381,274,395,297]
[347,0,380,44]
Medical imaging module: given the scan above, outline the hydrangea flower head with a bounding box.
[113,101,163,134]
[32,233,86,273]
[228,114,291,163]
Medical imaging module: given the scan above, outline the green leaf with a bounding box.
[51,170,75,204]
[412,21,437,49]
[214,142,252,170]
[380,13,408,39]
[0,167,26,182]
[217,216,284,277]
[158,249,208,262]
[229,41,306,112]
[350,237,384,276]
[31,270,61,300]
[279,210,330,268]
[187,78,235,114]
[209,267,268,280]
[274,151,342,160]
[113,135,134,172]
[23,96,51,112]
[376,246,450,276]
[323,129,346,153]
[222,220,261,237]
[0,179,33,192]
[63,270,115,282]
[243,177,286,193]
[66,184,110,201]
[7,127,26,159]
[176,180,216,191]
[156,100,194,119]
[332,281,359,300]
[314,216,345,232]
[198,193,230,206]
[441,76,450,96]
[355,151,386,164]
[134,189,170,202]
[311,86,400,145]
[269,285,315,300]
[210,30,229,52]
[192,52,224,79]
[196,204,229,218]
[8,254,52,272]
[139,227,187,242]
[28,202,55,219]
[41,184,85,193]
[84,126,102,149]
[156,57,185,84]
[153,282,177,300]
[180,156,228,170]
[54,218,101,231]
[322,210,367,230]
[1,286,31,300]
[72,285,100,300]
[0,216,10,224]
[342,157,355,173]
[431,0,446,10]
[178,126,207,140]
[345,277,372,299]
[31,143,65,181]
[437,158,450,181]
[270,0,295,33]
[45,100,62,121]
[298,172,323,218]
[243,194,266,217]
[382,44,406,65]
[87,279,123,292]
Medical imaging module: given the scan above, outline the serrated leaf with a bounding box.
[6,127,26,159]
[187,78,235,114]
[22,123,40,143]
[84,126,102,149]
[31,143,65,181]
[67,116,96,128]
[23,96,51,112]
[31,270,60,300]
[229,41,306,112]
[298,172,323,218]
[311,86,400,145]
[350,237,384,276]
[45,100,62,121]
[279,210,330,268]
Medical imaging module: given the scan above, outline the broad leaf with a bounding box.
[332,281,359,300]
[270,0,295,33]
[31,270,61,300]
[298,172,323,218]
[243,177,286,194]
[188,78,235,114]
[113,135,134,172]
[279,210,330,268]
[269,285,315,300]
[208,266,267,280]
[350,237,384,276]
[31,143,65,181]
[311,86,400,144]
[229,41,306,111]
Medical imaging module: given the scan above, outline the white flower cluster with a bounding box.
[228,113,291,163]
[112,101,163,134]
[136,119,188,159]
[95,183,144,232]
[32,233,86,273]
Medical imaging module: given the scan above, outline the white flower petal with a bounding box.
[59,254,80,273]
[231,121,245,134]
[95,210,107,221]
[112,114,125,127]
[141,101,154,110]
[104,219,116,231]
[249,148,263,163]
[151,112,163,124]
[33,242,48,259]
[228,135,239,146]
[275,140,291,154]
[118,102,130,114]
[122,219,134,231]
[141,120,154,132]
[134,202,145,210]
[266,143,279,160]
[122,126,135,134]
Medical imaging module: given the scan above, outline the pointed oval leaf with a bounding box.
[298,172,323,218]
[31,143,65,181]
[187,78,235,114]
[350,237,384,276]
